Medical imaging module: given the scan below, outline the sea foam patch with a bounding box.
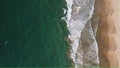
[64,0,99,67]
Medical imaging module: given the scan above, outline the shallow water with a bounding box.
[65,0,99,67]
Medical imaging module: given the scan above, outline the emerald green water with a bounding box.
[0,0,71,67]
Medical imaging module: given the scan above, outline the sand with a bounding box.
[96,0,120,67]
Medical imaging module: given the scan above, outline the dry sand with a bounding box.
[96,0,120,67]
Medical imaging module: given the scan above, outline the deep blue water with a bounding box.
[0,0,71,67]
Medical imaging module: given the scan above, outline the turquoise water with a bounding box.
[0,0,71,67]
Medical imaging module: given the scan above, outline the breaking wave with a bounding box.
[64,0,99,67]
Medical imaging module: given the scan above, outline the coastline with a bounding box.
[65,0,120,67]
[65,0,99,67]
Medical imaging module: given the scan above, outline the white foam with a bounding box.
[64,0,99,67]
[65,0,73,27]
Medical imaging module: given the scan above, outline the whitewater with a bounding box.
[64,0,99,67]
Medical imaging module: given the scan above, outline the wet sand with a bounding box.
[96,0,120,67]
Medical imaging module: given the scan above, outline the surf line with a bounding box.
[64,0,97,67]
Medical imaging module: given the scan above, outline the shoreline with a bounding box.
[65,0,99,67]
[65,0,120,67]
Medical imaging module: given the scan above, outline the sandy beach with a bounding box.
[96,0,120,67]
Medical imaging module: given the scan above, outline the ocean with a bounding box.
[0,0,72,67]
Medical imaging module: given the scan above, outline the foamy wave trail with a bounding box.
[64,0,99,67]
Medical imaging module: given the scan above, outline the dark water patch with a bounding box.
[0,0,71,67]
